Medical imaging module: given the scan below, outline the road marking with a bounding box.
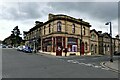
[67,60,79,64]
[84,63,93,66]
[67,60,74,62]
[78,59,86,60]
[74,58,86,61]
[101,67,109,70]
[78,62,86,65]
[72,61,79,64]
[92,58,98,59]
[67,59,110,71]
[2,74,9,78]
[93,66,102,68]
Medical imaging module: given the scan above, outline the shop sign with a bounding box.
[44,37,52,42]
[68,41,76,44]
[68,37,77,44]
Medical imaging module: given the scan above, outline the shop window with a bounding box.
[49,24,51,33]
[57,21,62,32]
[72,24,75,33]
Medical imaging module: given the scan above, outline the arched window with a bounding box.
[108,45,109,51]
[91,34,94,39]
[104,45,107,51]
[85,42,87,50]
[49,24,51,33]
[91,44,93,51]
[95,45,97,53]
[72,24,75,33]
[57,21,62,32]
[119,43,120,51]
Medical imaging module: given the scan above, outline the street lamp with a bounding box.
[80,19,83,56]
[105,22,113,62]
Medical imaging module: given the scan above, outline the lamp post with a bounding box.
[80,19,83,56]
[105,22,113,62]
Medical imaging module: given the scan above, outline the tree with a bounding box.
[11,26,22,47]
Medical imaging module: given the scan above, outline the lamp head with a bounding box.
[105,22,109,25]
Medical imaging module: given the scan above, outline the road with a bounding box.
[2,48,119,78]
[60,54,119,69]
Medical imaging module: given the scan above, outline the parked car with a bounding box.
[114,51,120,56]
[17,46,23,51]
[2,45,6,48]
[23,46,32,53]
[8,45,12,48]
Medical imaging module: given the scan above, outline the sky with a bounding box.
[0,0,119,41]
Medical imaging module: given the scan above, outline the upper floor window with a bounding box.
[44,26,46,35]
[57,21,62,32]
[38,28,41,37]
[83,27,85,35]
[91,34,94,39]
[49,24,51,33]
[91,34,96,39]
[72,24,75,33]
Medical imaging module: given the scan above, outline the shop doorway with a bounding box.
[56,43,62,56]
[81,42,84,55]
[72,45,77,52]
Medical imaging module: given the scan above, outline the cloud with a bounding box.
[0,2,118,22]
[0,2,119,40]
[0,2,51,21]
[48,2,118,22]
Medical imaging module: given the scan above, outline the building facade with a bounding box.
[98,32,111,55]
[90,29,99,55]
[24,13,91,56]
[23,13,120,56]
[114,35,120,52]
[23,21,43,50]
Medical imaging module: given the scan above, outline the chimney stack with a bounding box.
[48,13,54,20]
[98,31,102,34]
[115,35,119,39]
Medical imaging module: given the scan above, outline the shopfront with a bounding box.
[42,37,52,52]
[67,37,78,52]
[55,37,65,56]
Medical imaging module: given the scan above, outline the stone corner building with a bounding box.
[24,13,92,56]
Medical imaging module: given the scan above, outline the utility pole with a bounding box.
[105,22,113,62]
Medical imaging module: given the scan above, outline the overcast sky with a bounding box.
[0,0,119,40]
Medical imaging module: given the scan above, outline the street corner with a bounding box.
[100,60,120,73]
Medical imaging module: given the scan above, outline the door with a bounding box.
[81,42,84,55]
[56,43,62,56]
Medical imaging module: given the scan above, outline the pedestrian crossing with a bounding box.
[2,73,10,78]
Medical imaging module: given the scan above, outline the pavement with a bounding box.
[37,51,103,58]
[101,60,119,73]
